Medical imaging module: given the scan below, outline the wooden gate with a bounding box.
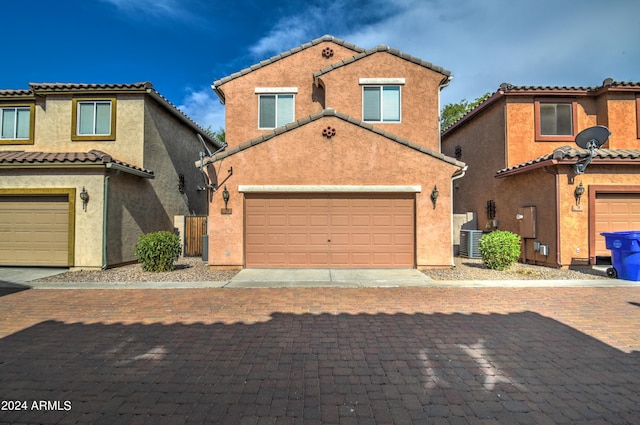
[184,216,207,257]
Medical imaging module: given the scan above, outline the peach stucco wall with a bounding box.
[218,40,447,152]
[318,53,445,151]
[441,100,506,220]
[206,116,461,269]
[219,42,359,147]
[505,96,597,168]
[443,88,640,268]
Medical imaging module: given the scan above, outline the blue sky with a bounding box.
[3,0,639,133]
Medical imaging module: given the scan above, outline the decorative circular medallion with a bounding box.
[322,126,336,138]
[322,47,334,58]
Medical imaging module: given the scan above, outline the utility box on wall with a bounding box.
[518,206,536,239]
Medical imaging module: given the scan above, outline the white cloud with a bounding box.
[178,87,225,132]
[249,7,327,58]
[334,0,640,105]
[101,0,196,21]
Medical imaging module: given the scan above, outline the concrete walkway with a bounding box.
[3,266,640,288]
[225,268,434,288]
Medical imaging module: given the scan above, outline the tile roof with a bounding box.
[212,35,366,90]
[313,45,450,80]
[497,80,640,93]
[28,82,153,92]
[0,149,154,177]
[496,146,640,177]
[201,108,465,170]
[441,79,640,135]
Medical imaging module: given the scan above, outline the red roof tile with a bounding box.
[0,149,154,177]
[496,147,640,177]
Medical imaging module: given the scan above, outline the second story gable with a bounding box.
[212,35,451,151]
[442,80,640,169]
[0,82,221,168]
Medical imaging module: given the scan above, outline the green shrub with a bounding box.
[478,230,521,270]
[134,231,182,272]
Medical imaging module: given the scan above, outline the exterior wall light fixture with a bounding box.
[574,181,585,206]
[178,174,185,194]
[80,186,89,211]
[430,185,439,209]
[222,185,230,209]
[486,200,496,219]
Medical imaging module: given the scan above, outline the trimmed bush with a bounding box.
[478,230,521,270]
[134,231,182,272]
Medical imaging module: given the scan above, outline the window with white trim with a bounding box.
[77,100,112,136]
[362,85,401,123]
[71,97,116,141]
[1,106,31,140]
[258,93,295,129]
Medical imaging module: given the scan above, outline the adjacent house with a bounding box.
[201,35,466,269]
[441,80,640,268]
[0,82,221,269]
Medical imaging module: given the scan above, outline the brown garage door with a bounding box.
[594,193,640,257]
[245,193,414,268]
[0,196,70,266]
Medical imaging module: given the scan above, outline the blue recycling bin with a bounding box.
[600,231,640,281]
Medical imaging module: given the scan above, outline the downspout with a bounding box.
[102,169,121,270]
[450,166,468,267]
[440,74,458,268]
[543,166,562,267]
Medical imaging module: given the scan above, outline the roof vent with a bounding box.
[602,77,614,86]
[499,82,513,91]
[322,47,334,58]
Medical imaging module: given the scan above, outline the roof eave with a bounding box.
[496,158,640,178]
[441,91,504,137]
[106,162,154,178]
[200,108,465,170]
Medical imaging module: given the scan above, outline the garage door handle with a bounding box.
[327,239,331,242]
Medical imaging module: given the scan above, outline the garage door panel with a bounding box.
[0,196,70,266]
[267,234,286,245]
[351,215,371,226]
[309,214,329,226]
[245,194,414,268]
[351,234,371,245]
[309,252,330,265]
[331,214,350,226]
[288,233,309,245]
[373,215,392,226]
[595,193,640,257]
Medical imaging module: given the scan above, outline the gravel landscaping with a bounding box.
[424,256,608,280]
[31,256,609,283]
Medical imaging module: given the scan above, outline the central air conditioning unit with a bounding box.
[460,230,483,259]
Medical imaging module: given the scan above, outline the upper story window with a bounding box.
[0,104,34,144]
[360,78,404,123]
[256,88,297,130]
[72,98,116,141]
[535,98,577,142]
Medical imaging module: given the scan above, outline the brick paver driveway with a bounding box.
[1,286,639,424]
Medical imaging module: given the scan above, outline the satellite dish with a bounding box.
[575,125,610,150]
[574,125,610,174]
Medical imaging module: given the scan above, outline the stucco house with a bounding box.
[441,79,640,268]
[0,82,221,269]
[200,35,466,269]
